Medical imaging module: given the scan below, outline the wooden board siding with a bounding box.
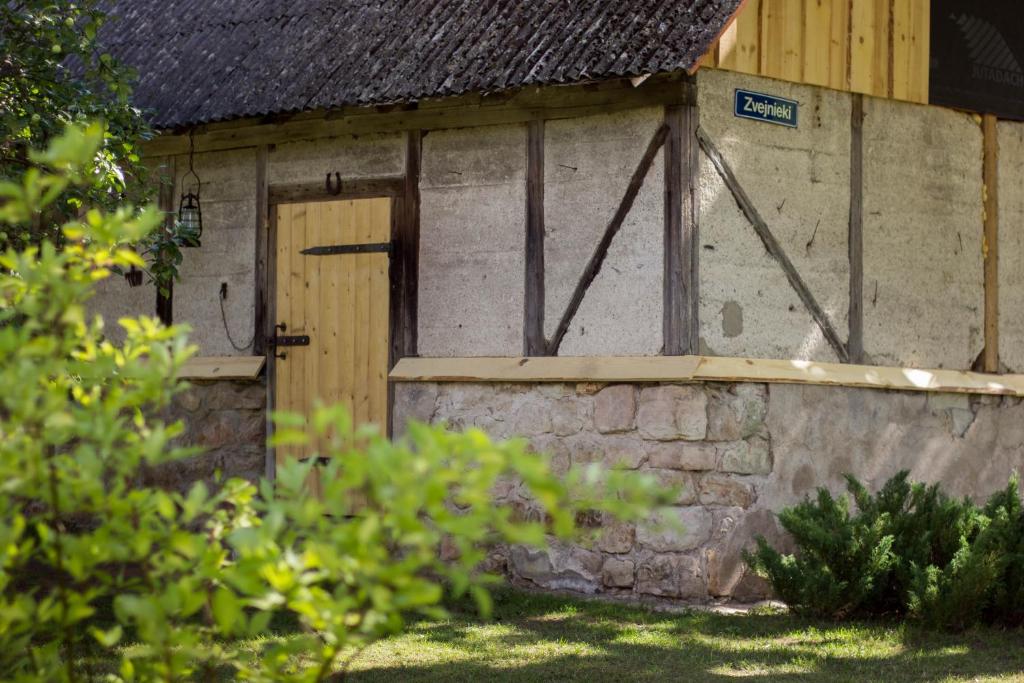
[273,198,391,471]
[708,0,929,104]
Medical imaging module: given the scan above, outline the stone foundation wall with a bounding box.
[143,379,267,492]
[394,380,1024,602]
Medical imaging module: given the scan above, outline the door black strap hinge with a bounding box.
[300,242,391,256]
[267,335,310,347]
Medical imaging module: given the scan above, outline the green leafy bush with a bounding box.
[0,125,668,681]
[747,470,1024,630]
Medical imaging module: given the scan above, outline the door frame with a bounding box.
[259,155,421,480]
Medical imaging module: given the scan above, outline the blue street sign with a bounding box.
[733,89,799,128]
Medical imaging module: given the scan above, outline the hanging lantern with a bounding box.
[178,130,202,247]
[125,265,143,287]
[178,189,202,247]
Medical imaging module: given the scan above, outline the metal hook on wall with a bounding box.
[325,172,342,195]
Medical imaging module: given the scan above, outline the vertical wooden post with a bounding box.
[388,131,422,438]
[156,282,173,325]
[266,205,279,481]
[847,94,865,364]
[682,103,700,354]
[156,155,176,325]
[524,120,546,355]
[394,130,421,361]
[983,113,1000,373]
[253,144,270,356]
[664,105,699,355]
[397,127,417,358]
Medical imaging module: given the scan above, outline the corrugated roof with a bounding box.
[101,0,741,129]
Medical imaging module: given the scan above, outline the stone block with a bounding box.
[527,434,571,476]
[705,509,785,599]
[219,445,264,481]
[647,469,698,505]
[508,500,545,524]
[442,384,496,413]
[576,382,606,396]
[195,410,242,449]
[536,383,573,399]
[699,474,755,508]
[718,437,772,475]
[510,400,553,436]
[392,383,439,436]
[594,385,637,433]
[509,543,602,593]
[646,442,718,471]
[635,552,704,598]
[568,434,645,470]
[636,385,707,441]
[239,411,267,447]
[636,506,712,552]
[491,476,518,501]
[707,384,768,441]
[439,534,461,562]
[550,398,586,436]
[602,557,635,588]
[143,452,220,493]
[597,519,635,554]
[173,387,202,413]
[203,380,266,411]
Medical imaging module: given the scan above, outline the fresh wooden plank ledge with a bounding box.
[388,355,1024,397]
[180,356,265,380]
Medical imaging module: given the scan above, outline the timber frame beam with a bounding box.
[847,94,865,363]
[982,113,999,373]
[142,74,695,158]
[268,177,404,205]
[155,156,176,325]
[663,104,700,355]
[523,120,546,355]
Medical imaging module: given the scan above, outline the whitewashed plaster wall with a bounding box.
[697,68,851,363]
[418,124,526,356]
[998,120,1024,373]
[862,97,984,369]
[88,77,992,369]
[544,108,664,356]
[269,132,405,185]
[172,147,258,356]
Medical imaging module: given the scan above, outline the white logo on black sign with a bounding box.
[954,13,1023,88]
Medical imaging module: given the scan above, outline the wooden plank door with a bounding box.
[273,198,391,476]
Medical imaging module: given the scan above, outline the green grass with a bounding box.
[334,590,1024,682]
[87,589,1024,681]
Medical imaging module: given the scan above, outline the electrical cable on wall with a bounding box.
[219,283,255,351]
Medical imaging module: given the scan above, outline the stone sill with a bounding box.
[180,356,265,381]
[389,355,1024,397]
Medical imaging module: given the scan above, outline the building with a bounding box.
[93,0,1024,601]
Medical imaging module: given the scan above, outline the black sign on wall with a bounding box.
[930,0,1024,119]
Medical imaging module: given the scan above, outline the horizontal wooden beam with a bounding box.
[142,75,695,158]
[268,177,405,205]
[389,355,1024,397]
[180,355,265,380]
